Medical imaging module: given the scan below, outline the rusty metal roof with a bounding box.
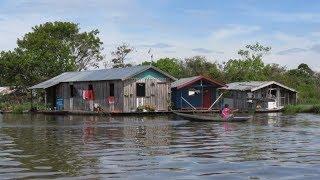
[29,65,176,89]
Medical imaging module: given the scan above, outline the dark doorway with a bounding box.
[109,83,114,97]
[136,83,146,97]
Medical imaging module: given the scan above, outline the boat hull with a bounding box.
[173,112,250,122]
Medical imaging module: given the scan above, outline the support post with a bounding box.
[180,91,183,109]
[208,93,224,111]
[181,96,196,110]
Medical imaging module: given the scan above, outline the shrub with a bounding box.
[284,104,316,114]
[136,104,156,112]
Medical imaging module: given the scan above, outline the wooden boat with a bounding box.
[173,111,250,122]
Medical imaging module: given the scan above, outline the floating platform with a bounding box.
[0,108,283,116]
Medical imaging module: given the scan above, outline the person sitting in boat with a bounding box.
[221,104,234,120]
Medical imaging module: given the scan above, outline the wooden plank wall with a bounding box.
[229,85,297,110]
[51,75,172,112]
[54,81,124,112]
[123,78,171,112]
[45,86,56,108]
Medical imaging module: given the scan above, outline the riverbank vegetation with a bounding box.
[142,45,320,106]
[283,104,320,114]
[1,21,320,113]
[0,102,47,114]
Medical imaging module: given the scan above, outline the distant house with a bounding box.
[29,66,176,112]
[171,76,226,110]
[222,81,297,111]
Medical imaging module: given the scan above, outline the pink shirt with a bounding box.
[222,107,231,119]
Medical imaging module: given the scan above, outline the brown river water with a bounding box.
[0,113,319,179]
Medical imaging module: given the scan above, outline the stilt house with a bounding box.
[222,81,297,111]
[29,66,176,112]
[171,76,226,110]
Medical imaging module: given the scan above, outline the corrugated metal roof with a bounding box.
[224,81,297,92]
[171,76,226,89]
[30,65,175,89]
[171,76,201,88]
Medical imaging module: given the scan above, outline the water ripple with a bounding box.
[0,113,320,179]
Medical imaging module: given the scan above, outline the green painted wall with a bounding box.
[134,69,167,80]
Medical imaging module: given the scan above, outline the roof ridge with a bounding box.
[29,65,175,89]
[71,65,149,73]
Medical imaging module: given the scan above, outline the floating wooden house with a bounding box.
[30,66,176,112]
[222,81,297,111]
[171,76,226,110]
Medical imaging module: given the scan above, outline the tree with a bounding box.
[152,58,184,78]
[0,21,104,90]
[111,43,134,68]
[263,63,286,82]
[72,29,104,71]
[224,42,271,82]
[184,56,223,79]
[238,42,271,60]
[0,51,22,86]
[297,63,314,76]
[17,21,103,72]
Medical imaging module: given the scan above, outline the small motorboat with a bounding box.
[173,111,250,122]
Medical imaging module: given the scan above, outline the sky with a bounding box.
[0,0,320,70]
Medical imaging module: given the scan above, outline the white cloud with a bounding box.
[210,25,261,40]
[277,48,307,55]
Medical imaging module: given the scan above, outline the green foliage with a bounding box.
[238,42,271,60]
[223,58,266,82]
[145,58,185,78]
[283,104,316,114]
[224,42,270,82]
[0,102,48,113]
[184,56,223,79]
[140,42,320,105]
[111,43,133,68]
[0,21,103,89]
[142,56,223,80]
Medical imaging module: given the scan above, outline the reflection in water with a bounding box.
[0,113,320,179]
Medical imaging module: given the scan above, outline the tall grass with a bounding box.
[283,104,319,114]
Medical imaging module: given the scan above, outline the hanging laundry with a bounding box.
[83,90,94,100]
[107,96,115,104]
[82,90,87,100]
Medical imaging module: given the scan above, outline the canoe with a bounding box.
[173,112,250,122]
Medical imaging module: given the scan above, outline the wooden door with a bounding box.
[156,83,168,111]
[203,88,212,109]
